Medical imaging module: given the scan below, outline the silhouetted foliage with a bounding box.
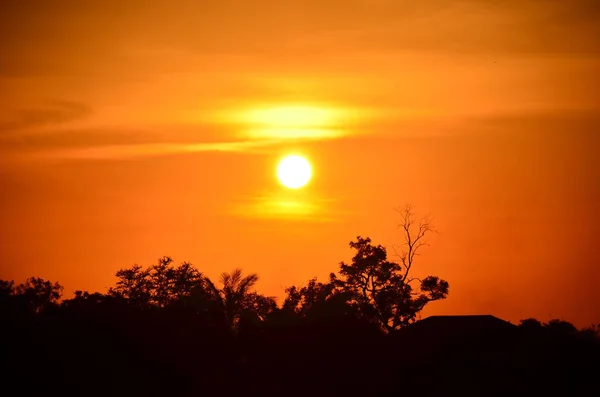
[0,279,15,308]
[281,275,371,332]
[110,256,207,308]
[205,268,277,330]
[518,317,599,345]
[1,208,598,396]
[331,205,449,332]
[519,317,544,329]
[0,276,63,316]
[545,318,578,335]
[579,324,600,342]
[281,206,449,334]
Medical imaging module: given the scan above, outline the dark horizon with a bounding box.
[2,255,599,396]
[2,208,599,395]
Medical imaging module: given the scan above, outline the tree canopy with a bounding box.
[1,206,598,396]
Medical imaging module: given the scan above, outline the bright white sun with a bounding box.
[277,155,312,189]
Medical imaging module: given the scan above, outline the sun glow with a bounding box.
[209,102,377,141]
[246,127,341,140]
[225,104,347,140]
[244,105,338,128]
[276,155,312,189]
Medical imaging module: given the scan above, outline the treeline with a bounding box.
[2,253,598,343]
[0,228,454,396]
[3,206,453,335]
[1,232,451,334]
[1,208,599,396]
[2,255,597,340]
[2,259,598,396]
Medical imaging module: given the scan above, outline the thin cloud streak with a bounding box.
[33,139,285,161]
[0,100,92,133]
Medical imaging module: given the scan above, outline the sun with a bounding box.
[277,155,312,189]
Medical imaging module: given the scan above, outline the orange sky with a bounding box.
[1,0,599,327]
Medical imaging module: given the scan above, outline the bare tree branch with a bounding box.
[394,204,435,283]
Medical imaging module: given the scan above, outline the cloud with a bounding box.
[0,131,292,164]
[2,0,599,80]
[29,139,287,161]
[0,110,352,161]
[457,107,600,132]
[0,98,375,162]
[0,100,92,133]
[6,105,597,163]
[288,0,600,56]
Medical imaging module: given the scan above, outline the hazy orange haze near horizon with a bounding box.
[1,0,599,327]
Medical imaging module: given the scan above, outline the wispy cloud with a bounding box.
[0,100,92,133]
[4,0,598,81]
[30,139,287,161]
[4,100,372,161]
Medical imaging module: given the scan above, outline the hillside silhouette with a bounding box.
[1,207,598,396]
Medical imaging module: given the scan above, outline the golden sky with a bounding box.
[1,0,599,326]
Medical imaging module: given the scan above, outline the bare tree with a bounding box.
[394,203,436,283]
[335,204,449,332]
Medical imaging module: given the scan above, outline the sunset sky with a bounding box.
[1,0,599,327]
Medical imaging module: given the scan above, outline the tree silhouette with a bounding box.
[579,324,600,343]
[2,248,600,395]
[110,264,152,308]
[282,276,359,325]
[545,318,578,335]
[9,277,64,314]
[147,256,205,307]
[519,317,544,328]
[283,276,338,316]
[0,280,15,308]
[109,257,206,309]
[519,317,589,339]
[332,205,449,332]
[205,268,276,329]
